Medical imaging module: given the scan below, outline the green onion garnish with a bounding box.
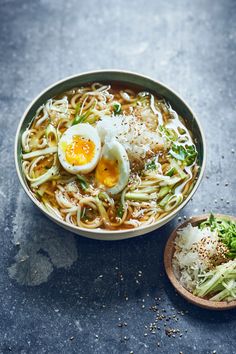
[117,204,124,218]
[77,174,88,191]
[72,114,87,126]
[166,167,175,176]
[113,102,121,115]
[169,144,197,166]
[146,159,156,170]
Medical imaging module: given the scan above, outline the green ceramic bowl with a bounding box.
[15,70,206,240]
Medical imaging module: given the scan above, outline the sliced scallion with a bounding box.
[72,114,87,126]
[77,174,88,191]
[166,167,175,177]
[125,192,157,201]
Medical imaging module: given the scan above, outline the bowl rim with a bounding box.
[14,69,207,236]
[164,214,236,310]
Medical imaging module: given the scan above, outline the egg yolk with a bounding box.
[95,157,119,188]
[64,136,95,166]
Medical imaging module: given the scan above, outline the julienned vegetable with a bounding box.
[172,215,236,302]
[195,260,236,301]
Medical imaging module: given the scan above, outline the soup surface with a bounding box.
[21,83,199,230]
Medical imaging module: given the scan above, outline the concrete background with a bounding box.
[0,0,236,353]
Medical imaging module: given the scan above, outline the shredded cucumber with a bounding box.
[125,192,157,201]
[194,260,236,301]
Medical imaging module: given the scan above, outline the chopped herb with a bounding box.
[166,167,175,177]
[113,102,121,115]
[169,144,186,161]
[169,144,197,166]
[185,145,198,166]
[146,159,156,170]
[117,204,124,218]
[160,125,178,141]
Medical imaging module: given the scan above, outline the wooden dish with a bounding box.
[164,214,236,310]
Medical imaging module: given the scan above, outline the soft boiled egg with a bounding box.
[58,123,101,174]
[95,139,130,195]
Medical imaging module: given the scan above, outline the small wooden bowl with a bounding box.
[164,214,236,310]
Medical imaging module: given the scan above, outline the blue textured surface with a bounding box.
[0,0,236,353]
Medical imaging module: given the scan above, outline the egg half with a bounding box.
[58,123,101,174]
[95,139,130,195]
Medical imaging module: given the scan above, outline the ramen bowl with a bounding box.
[15,70,206,240]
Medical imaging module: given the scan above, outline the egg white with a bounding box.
[99,139,130,195]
